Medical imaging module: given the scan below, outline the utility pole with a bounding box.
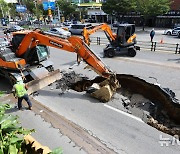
[57,4,61,22]
[34,0,38,19]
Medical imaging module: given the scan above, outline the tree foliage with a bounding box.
[102,0,170,17]
[56,0,76,19]
[22,0,44,19]
[0,0,8,18]
[136,0,170,17]
[102,0,137,15]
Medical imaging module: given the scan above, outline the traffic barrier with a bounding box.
[89,36,180,54]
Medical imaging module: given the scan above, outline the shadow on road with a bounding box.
[167,58,180,63]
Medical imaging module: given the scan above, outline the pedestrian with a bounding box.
[150,28,155,42]
[12,77,32,110]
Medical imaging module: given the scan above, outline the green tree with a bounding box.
[7,3,18,19]
[0,0,8,18]
[22,0,43,19]
[136,0,170,30]
[102,0,137,20]
[56,0,76,20]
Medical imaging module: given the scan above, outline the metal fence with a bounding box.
[89,36,180,54]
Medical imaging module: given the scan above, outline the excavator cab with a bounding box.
[104,23,138,58]
[116,24,136,45]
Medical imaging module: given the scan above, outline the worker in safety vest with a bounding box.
[12,77,32,110]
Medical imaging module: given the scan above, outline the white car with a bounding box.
[164,27,180,35]
[171,27,180,36]
[48,27,71,38]
[164,29,172,35]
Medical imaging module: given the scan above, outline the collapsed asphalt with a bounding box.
[54,71,180,137]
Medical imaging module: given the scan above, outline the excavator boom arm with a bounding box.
[83,23,116,45]
[15,29,112,78]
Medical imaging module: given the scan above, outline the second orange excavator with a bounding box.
[83,23,140,57]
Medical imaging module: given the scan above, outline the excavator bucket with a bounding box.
[88,76,120,102]
[27,69,61,95]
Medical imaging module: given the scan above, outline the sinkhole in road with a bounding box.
[55,71,180,137]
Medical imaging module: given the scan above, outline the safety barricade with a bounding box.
[89,36,180,54]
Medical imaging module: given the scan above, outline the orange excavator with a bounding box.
[0,29,119,99]
[83,23,139,57]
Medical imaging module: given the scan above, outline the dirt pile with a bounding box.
[55,71,88,94]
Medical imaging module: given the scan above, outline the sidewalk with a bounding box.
[0,94,86,154]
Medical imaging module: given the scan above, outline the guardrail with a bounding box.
[89,36,180,54]
[138,41,180,54]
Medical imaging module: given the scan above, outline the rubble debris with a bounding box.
[55,71,88,94]
[118,90,180,136]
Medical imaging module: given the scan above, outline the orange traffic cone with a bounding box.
[160,37,164,44]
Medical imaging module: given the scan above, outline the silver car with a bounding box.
[69,24,92,35]
[48,27,71,38]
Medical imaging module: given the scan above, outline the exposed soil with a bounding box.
[55,71,180,137]
[55,71,88,94]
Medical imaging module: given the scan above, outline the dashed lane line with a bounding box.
[104,104,144,123]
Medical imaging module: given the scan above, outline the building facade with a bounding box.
[156,0,180,28]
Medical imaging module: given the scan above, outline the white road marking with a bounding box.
[104,104,144,123]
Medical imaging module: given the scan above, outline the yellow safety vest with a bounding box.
[14,83,27,97]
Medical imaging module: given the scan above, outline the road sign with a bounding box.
[43,1,55,10]
[16,5,27,13]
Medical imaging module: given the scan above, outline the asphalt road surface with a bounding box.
[0,29,180,153]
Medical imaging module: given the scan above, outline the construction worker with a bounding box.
[12,77,32,110]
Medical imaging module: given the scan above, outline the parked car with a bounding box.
[0,37,10,47]
[33,20,42,25]
[172,27,180,36]
[69,23,92,35]
[63,21,72,26]
[17,20,31,26]
[164,27,180,35]
[48,27,71,38]
[4,25,24,33]
[164,29,173,35]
